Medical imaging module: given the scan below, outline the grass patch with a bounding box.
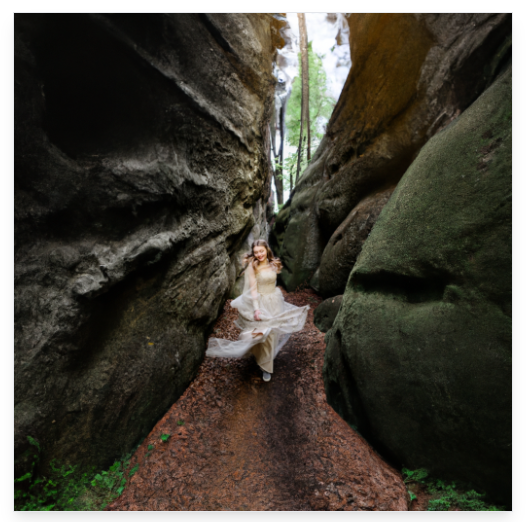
[15,436,140,511]
[402,468,505,511]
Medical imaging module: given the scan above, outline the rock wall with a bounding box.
[323,65,512,503]
[270,13,511,297]
[15,13,284,474]
[313,295,343,334]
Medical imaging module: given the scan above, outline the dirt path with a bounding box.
[107,289,408,511]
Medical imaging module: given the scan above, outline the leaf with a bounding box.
[402,467,428,484]
[408,491,417,502]
[14,472,32,483]
[160,433,171,442]
[27,435,41,451]
[428,497,452,511]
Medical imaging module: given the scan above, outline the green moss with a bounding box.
[324,67,512,504]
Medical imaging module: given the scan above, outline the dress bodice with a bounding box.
[256,268,277,295]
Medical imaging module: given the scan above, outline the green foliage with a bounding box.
[286,42,335,152]
[402,468,505,511]
[160,433,171,442]
[177,419,185,426]
[402,467,429,484]
[14,436,139,511]
[283,41,336,186]
[27,435,41,452]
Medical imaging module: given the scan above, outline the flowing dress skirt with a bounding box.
[206,287,309,373]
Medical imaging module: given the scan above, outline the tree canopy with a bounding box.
[283,42,336,187]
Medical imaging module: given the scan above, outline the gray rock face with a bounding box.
[15,13,283,473]
[313,295,342,333]
[271,13,512,295]
[323,66,512,503]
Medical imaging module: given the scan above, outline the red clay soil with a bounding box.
[107,288,409,511]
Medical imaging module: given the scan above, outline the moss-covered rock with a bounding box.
[318,187,394,298]
[270,13,512,294]
[314,295,343,333]
[323,65,512,504]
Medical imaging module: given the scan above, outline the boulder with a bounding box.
[271,13,512,294]
[323,66,512,503]
[318,187,394,298]
[314,295,343,333]
[15,13,283,474]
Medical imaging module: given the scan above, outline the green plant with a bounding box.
[402,467,429,484]
[272,40,336,199]
[160,433,171,442]
[428,497,452,511]
[402,468,505,511]
[15,436,139,511]
[286,42,336,158]
[90,460,128,496]
[177,420,185,426]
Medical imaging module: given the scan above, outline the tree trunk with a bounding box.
[290,158,294,191]
[298,13,310,162]
[270,123,283,206]
[296,136,306,185]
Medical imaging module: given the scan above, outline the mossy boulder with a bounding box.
[270,14,512,294]
[323,66,512,504]
[318,187,394,298]
[314,295,343,333]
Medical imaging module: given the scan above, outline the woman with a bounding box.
[206,239,309,381]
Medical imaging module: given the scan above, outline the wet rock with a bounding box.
[323,66,512,503]
[15,13,283,474]
[314,295,342,333]
[271,13,512,294]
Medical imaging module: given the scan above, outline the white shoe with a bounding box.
[262,371,271,382]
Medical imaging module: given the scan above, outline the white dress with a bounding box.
[206,263,309,373]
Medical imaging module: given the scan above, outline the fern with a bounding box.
[402,468,505,511]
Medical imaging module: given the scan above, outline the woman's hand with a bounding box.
[254,309,262,321]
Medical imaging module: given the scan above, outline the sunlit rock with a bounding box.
[271,13,511,295]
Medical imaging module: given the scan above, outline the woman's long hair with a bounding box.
[242,239,282,273]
